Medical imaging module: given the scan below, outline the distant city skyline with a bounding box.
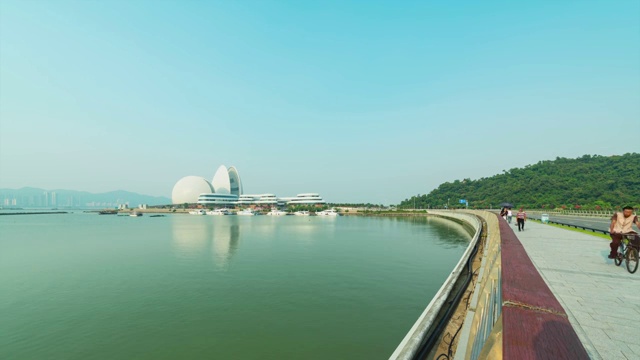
[1,1,638,204]
[0,187,171,208]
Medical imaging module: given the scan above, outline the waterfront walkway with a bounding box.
[513,220,640,359]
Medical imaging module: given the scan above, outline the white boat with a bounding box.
[237,208,256,216]
[294,210,310,216]
[206,208,229,216]
[129,211,143,217]
[266,208,288,216]
[316,208,339,217]
[188,209,206,215]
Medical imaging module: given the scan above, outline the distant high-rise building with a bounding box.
[51,192,57,207]
[43,192,49,207]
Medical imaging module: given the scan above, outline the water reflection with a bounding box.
[171,216,240,268]
[212,223,240,267]
[385,216,471,248]
[169,215,469,266]
[171,218,209,255]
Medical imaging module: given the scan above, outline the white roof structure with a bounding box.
[211,165,243,196]
[284,193,325,205]
[228,166,242,197]
[212,165,232,194]
[172,176,214,204]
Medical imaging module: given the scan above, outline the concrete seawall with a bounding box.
[390,211,483,359]
[391,210,590,360]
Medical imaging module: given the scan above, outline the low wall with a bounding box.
[453,211,501,359]
[389,211,482,359]
[453,212,589,359]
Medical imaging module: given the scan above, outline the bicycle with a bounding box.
[614,232,639,274]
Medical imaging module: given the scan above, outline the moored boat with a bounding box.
[316,208,339,217]
[266,208,288,216]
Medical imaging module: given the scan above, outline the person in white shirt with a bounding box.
[608,206,640,259]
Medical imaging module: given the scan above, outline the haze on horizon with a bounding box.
[1,0,638,204]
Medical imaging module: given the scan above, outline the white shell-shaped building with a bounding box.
[171,165,325,207]
[210,165,243,196]
[211,165,231,194]
[228,166,242,197]
[172,176,215,204]
[172,165,244,205]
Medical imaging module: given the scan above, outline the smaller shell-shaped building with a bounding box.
[172,176,214,204]
[228,166,243,197]
[211,165,243,196]
[212,165,232,195]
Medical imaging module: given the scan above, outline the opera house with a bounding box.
[171,165,326,207]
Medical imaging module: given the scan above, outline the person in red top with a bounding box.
[608,206,640,259]
[516,208,527,231]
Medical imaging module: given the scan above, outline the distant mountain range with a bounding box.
[0,187,171,208]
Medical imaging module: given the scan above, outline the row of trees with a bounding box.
[328,202,387,208]
[398,153,640,210]
[287,204,329,212]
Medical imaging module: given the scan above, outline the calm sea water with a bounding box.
[0,213,470,360]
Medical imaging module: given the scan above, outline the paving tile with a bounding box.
[589,304,637,318]
[625,342,640,356]
[556,298,586,312]
[580,325,609,341]
[570,315,613,330]
[591,343,623,358]
[605,324,640,341]
[565,309,595,322]
[588,310,640,323]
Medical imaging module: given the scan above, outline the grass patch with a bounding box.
[530,219,610,240]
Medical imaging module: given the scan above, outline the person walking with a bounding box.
[507,209,513,224]
[516,208,527,231]
[608,206,640,259]
[500,207,507,220]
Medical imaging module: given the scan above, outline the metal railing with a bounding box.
[527,214,610,235]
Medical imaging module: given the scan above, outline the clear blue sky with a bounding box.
[1,0,638,204]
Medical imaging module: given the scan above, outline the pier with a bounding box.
[0,211,68,216]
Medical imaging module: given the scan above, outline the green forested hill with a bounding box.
[398,153,640,210]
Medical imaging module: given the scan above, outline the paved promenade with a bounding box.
[513,220,640,360]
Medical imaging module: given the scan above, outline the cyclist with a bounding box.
[608,206,640,259]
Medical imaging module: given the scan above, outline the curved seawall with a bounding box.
[390,210,589,360]
[390,211,483,359]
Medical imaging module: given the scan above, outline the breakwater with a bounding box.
[0,211,68,216]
